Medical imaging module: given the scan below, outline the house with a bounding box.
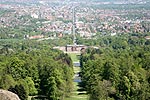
[145,36,150,40]
[29,35,44,39]
[58,33,63,38]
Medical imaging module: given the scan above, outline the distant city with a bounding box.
[0,0,150,40]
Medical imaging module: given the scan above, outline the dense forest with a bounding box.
[0,40,74,100]
[80,33,150,100]
[1,30,150,100]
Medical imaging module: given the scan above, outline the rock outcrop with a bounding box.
[0,89,20,100]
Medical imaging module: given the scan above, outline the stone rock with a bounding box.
[0,89,20,100]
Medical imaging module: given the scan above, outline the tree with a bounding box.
[6,57,26,80]
[47,77,57,100]
[103,61,119,87]
[0,74,15,89]
[25,77,37,96]
[9,79,29,100]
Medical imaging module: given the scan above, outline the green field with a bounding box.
[68,53,80,62]
[65,72,88,100]
[65,82,88,100]
[66,53,88,100]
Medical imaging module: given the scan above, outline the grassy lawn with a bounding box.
[68,53,80,62]
[65,97,88,100]
[65,82,88,100]
[65,64,88,100]
[65,53,88,100]
[73,67,81,73]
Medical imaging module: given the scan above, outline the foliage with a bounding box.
[80,36,150,100]
[9,79,29,100]
[0,40,74,100]
[25,77,38,96]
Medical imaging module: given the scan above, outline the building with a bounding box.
[65,45,87,52]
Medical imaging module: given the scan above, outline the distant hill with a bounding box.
[0,0,149,4]
[87,0,149,3]
[0,0,149,2]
